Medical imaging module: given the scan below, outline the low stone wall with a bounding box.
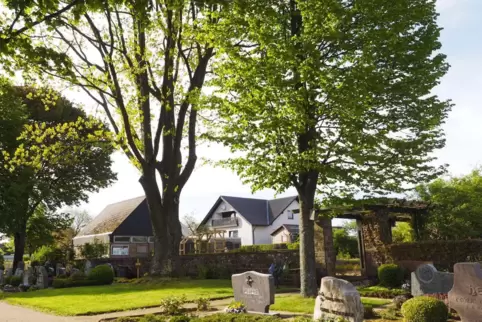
[89,250,301,286]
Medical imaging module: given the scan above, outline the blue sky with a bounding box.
[77,0,482,222]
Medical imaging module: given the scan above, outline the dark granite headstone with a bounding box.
[448,262,482,322]
[232,271,274,313]
[411,264,454,296]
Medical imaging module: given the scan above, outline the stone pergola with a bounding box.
[313,198,428,278]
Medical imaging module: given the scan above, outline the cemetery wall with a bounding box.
[90,249,301,285]
[389,239,482,271]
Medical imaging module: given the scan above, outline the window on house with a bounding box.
[229,230,238,238]
[113,236,130,243]
[288,211,294,220]
[281,235,285,242]
[148,237,155,243]
[137,245,148,253]
[131,236,148,243]
[112,245,129,256]
[292,209,300,214]
[222,211,235,218]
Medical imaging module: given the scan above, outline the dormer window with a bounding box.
[221,211,235,218]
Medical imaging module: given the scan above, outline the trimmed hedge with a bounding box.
[88,264,114,284]
[378,264,404,288]
[401,297,448,322]
[390,239,482,271]
[52,278,104,288]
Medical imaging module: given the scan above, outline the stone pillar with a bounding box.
[314,217,336,277]
[360,209,393,278]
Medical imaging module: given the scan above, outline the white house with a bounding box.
[200,195,300,246]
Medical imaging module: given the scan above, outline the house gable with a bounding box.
[113,199,153,236]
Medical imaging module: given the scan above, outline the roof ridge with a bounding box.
[106,195,145,207]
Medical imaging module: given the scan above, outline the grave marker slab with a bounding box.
[0,270,4,285]
[14,269,24,277]
[411,264,454,296]
[17,261,25,271]
[85,260,93,275]
[23,267,33,286]
[232,271,274,313]
[36,266,48,289]
[448,262,482,322]
[314,277,364,322]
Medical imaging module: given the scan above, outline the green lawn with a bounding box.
[271,294,392,314]
[2,279,234,316]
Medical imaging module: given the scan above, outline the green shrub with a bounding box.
[401,297,448,322]
[357,286,407,298]
[159,295,187,315]
[9,275,22,286]
[70,271,86,281]
[4,276,12,285]
[53,277,103,288]
[88,264,114,285]
[195,297,211,311]
[378,308,402,320]
[169,316,191,322]
[378,264,404,288]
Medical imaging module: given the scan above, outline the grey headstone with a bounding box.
[5,268,13,278]
[411,264,453,297]
[85,260,93,275]
[36,266,48,289]
[448,262,482,322]
[17,261,25,271]
[23,267,33,286]
[14,269,24,277]
[314,277,364,322]
[232,271,275,313]
[56,263,63,276]
[0,270,4,285]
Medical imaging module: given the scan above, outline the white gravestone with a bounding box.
[314,277,364,322]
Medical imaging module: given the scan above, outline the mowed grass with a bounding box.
[3,279,233,316]
[271,294,392,314]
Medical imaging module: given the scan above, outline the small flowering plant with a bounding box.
[224,301,247,314]
[402,282,411,292]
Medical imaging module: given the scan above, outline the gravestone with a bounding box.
[0,270,4,285]
[14,268,24,277]
[85,260,93,275]
[448,262,482,322]
[56,263,63,276]
[5,268,13,278]
[23,267,33,286]
[314,276,364,322]
[17,261,25,271]
[232,271,275,313]
[411,264,454,296]
[36,266,48,289]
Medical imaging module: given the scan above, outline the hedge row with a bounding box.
[232,243,299,253]
[389,239,482,271]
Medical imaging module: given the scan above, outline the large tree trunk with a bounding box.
[298,191,318,297]
[13,223,27,271]
[139,166,182,275]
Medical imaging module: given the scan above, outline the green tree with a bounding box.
[392,222,414,243]
[24,204,73,256]
[20,2,219,274]
[416,169,482,240]
[333,228,358,259]
[0,81,116,269]
[208,0,450,296]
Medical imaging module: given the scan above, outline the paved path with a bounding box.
[0,302,96,322]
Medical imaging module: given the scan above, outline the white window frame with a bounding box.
[131,236,148,243]
[112,245,129,256]
[114,236,131,243]
[288,211,294,220]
